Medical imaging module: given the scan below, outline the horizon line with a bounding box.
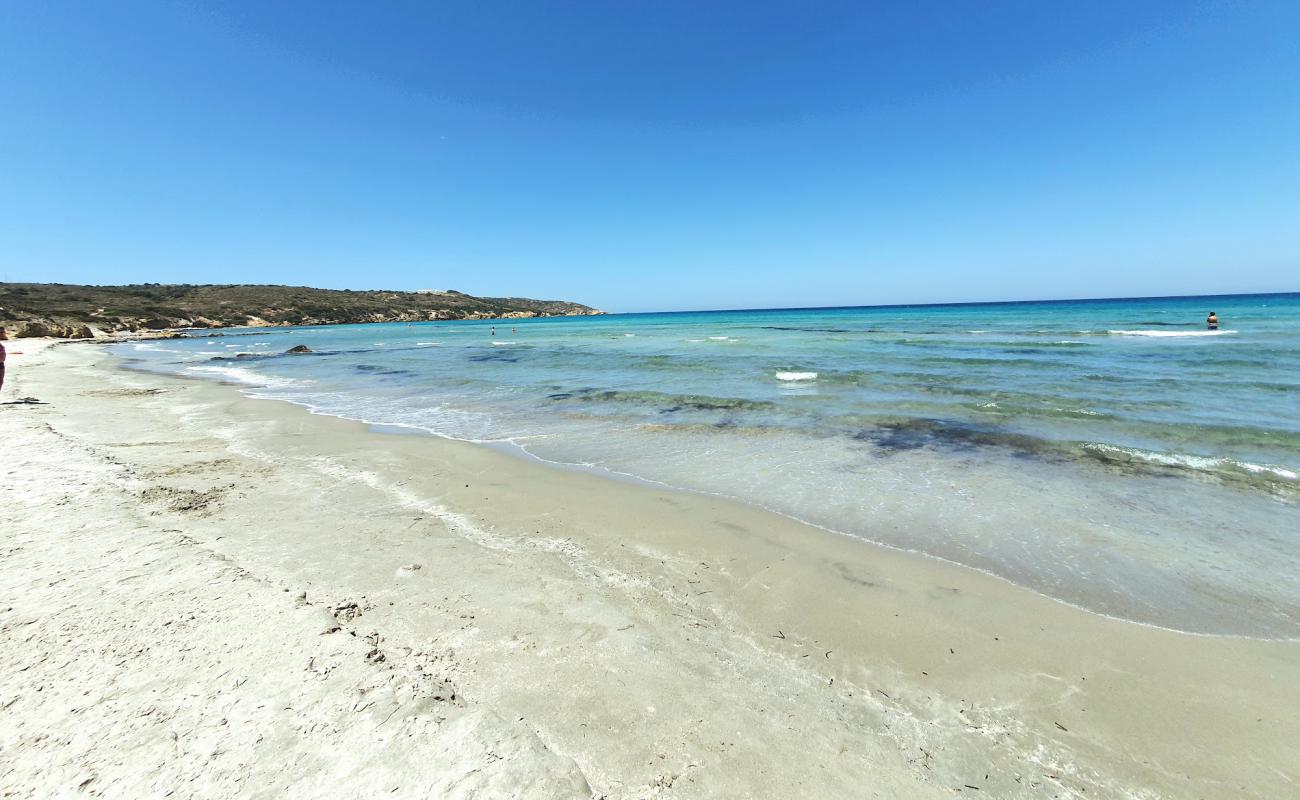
[606,289,1300,316]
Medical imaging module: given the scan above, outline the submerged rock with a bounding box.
[285,344,312,354]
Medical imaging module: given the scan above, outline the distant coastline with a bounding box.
[0,282,605,339]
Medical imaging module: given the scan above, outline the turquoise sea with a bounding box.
[117,293,1300,638]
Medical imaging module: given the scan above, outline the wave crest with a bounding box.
[1109,329,1235,337]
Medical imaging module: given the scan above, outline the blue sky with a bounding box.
[2,1,1297,312]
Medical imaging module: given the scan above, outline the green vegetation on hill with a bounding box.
[0,283,603,337]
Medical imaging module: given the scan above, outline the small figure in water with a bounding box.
[511,327,517,335]
[1207,311,1219,330]
[490,326,496,338]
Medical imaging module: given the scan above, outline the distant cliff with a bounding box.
[0,283,605,338]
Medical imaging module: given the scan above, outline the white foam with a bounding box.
[708,336,734,341]
[415,342,441,346]
[1108,329,1235,337]
[775,371,818,382]
[1242,463,1299,480]
[185,365,298,388]
[1085,443,1214,469]
[491,341,518,346]
[1082,443,1297,480]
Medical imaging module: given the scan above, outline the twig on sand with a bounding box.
[772,630,786,639]
[378,704,402,728]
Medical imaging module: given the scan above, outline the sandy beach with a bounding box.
[2,340,1297,799]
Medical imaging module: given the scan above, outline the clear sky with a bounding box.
[2,1,1298,312]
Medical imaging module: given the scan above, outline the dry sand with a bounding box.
[1,341,1297,799]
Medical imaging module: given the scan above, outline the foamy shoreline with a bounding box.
[2,340,1298,798]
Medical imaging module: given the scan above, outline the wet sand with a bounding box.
[2,340,1297,798]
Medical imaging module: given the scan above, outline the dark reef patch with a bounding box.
[354,364,413,376]
[761,326,852,333]
[545,387,775,415]
[469,352,521,363]
[855,419,1060,461]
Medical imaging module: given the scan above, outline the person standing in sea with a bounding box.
[1207,311,1219,330]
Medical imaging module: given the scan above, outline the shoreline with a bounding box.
[3,340,1298,798]
[120,351,1297,644]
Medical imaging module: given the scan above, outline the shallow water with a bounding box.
[116,293,1300,637]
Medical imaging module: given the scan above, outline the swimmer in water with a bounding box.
[1207,311,1219,330]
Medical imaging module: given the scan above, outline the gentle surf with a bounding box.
[119,292,1300,638]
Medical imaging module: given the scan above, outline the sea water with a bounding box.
[116,293,1300,638]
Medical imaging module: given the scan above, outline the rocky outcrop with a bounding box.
[285,345,312,354]
[10,321,95,339]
